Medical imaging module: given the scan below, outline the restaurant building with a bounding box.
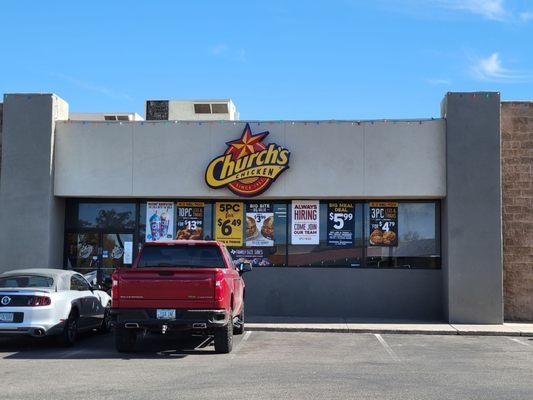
[0,92,530,323]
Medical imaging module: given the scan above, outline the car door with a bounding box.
[70,275,96,328]
[80,275,107,324]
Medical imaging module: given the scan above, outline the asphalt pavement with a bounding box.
[1,330,532,400]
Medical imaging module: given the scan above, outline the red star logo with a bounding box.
[225,124,269,160]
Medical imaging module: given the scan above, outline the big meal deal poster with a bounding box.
[291,200,319,245]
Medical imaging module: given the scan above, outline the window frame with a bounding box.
[70,274,91,291]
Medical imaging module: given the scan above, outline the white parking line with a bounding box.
[195,336,213,350]
[230,331,252,358]
[59,349,85,359]
[507,337,532,347]
[374,333,400,362]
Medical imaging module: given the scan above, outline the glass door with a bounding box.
[102,233,134,270]
[65,232,134,286]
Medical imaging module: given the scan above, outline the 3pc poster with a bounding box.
[369,202,399,247]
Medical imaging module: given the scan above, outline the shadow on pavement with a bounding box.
[0,330,220,360]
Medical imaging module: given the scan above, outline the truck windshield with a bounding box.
[138,245,226,268]
[0,275,54,288]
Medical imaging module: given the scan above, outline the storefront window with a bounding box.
[76,203,135,230]
[364,202,440,269]
[65,199,441,270]
[222,203,288,268]
[288,202,364,267]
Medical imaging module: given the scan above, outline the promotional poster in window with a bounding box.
[176,202,204,240]
[369,202,398,247]
[291,200,320,244]
[145,202,175,242]
[246,203,274,247]
[215,202,244,247]
[327,202,355,247]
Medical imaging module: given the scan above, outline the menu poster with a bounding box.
[291,200,320,245]
[229,248,273,267]
[327,202,355,247]
[176,202,204,240]
[146,202,174,242]
[215,202,244,247]
[246,203,274,247]
[369,202,399,247]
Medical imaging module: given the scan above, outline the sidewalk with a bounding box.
[246,317,533,337]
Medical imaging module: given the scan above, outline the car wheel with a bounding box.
[98,303,112,334]
[214,319,233,354]
[115,328,137,353]
[61,310,79,347]
[233,306,245,335]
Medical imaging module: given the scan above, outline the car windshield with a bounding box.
[138,245,225,268]
[0,275,54,288]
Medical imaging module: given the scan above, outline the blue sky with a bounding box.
[1,0,532,120]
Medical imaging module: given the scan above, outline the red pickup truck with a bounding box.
[110,240,251,354]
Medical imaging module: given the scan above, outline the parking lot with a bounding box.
[1,331,532,400]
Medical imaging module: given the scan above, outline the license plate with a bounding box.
[0,312,14,323]
[156,309,176,320]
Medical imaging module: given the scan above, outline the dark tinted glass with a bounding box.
[194,104,211,114]
[138,245,225,268]
[288,202,363,267]
[211,103,229,113]
[0,276,54,288]
[226,203,287,268]
[364,202,440,269]
[78,203,135,229]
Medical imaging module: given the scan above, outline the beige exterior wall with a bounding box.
[54,119,446,199]
[501,101,533,321]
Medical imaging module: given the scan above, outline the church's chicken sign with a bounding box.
[205,124,290,197]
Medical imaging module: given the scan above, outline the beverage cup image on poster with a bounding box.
[146,202,175,242]
[246,203,274,247]
[215,202,244,247]
[369,202,398,247]
[291,200,319,245]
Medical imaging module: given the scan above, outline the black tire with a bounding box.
[214,320,233,354]
[98,303,111,334]
[233,306,245,335]
[115,328,137,353]
[60,309,79,347]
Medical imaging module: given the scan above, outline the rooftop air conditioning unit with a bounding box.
[145,99,239,121]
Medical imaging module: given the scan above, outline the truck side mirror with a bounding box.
[238,263,252,274]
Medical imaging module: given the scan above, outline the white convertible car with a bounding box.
[0,269,112,345]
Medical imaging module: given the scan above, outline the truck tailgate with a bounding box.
[118,268,216,308]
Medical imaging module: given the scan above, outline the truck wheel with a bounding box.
[214,321,233,354]
[115,328,137,353]
[233,306,245,335]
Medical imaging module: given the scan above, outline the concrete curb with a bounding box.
[246,324,533,337]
